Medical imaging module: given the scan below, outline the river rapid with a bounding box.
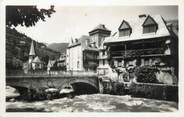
[6,94,178,112]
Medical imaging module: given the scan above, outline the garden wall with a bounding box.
[129,82,178,102]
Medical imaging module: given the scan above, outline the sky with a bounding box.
[15,6,178,44]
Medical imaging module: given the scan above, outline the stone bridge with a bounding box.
[6,74,99,98]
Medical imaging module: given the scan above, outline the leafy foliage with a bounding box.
[135,66,159,83]
[6,5,55,27]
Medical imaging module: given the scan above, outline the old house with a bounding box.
[104,14,178,81]
[57,53,67,71]
[66,24,111,72]
[66,35,99,72]
[88,24,111,74]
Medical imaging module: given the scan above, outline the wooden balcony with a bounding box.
[110,48,165,58]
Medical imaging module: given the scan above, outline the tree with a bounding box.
[135,66,159,83]
[6,5,55,27]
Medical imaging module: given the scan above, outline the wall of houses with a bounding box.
[103,15,178,84]
[66,45,83,71]
[56,53,67,71]
[83,50,99,72]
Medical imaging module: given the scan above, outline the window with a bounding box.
[103,60,105,65]
[143,25,157,33]
[118,20,132,37]
[119,29,131,37]
[142,15,158,34]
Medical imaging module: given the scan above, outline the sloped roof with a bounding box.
[68,35,90,48]
[90,24,110,32]
[142,15,158,26]
[89,24,111,36]
[29,41,36,56]
[80,36,99,51]
[118,20,131,30]
[68,35,99,51]
[32,56,42,63]
[104,15,170,44]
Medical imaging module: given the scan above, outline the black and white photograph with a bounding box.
[3,0,181,114]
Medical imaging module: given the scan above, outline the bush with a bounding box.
[135,66,158,83]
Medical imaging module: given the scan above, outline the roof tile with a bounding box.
[104,15,170,43]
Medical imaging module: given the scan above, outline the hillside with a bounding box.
[6,27,60,70]
[166,19,178,31]
[47,43,69,53]
[166,19,178,36]
[166,19,178,26]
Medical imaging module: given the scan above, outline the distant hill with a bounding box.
[6,27,60,70]
[166,19,178,25]
[47,43,69,53]
[166,19,178,29]
[166,19,178,36]
[43,43,49,47]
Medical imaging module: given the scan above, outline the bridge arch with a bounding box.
[61,78,99,95]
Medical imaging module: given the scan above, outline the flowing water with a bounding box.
[6,94,178,112]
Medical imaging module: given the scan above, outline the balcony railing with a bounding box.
[110,48,165,58]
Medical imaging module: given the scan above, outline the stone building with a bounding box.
[89,24,111,48]
[32,56,43,70]
[29,41,43,70]
[56,53,67,71]
[66,24,111,72]
[88,24,112,74]
[104,14,178,80]
[66,35,99,72]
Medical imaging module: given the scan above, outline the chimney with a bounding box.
[139,14,147,18]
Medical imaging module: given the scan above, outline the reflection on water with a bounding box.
[6,94,178,112]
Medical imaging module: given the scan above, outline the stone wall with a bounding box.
[130,82,178,102]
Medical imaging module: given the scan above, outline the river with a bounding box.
[6,94,178,112]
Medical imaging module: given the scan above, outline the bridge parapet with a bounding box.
[7,70,97,77]
[6,74,99,97]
